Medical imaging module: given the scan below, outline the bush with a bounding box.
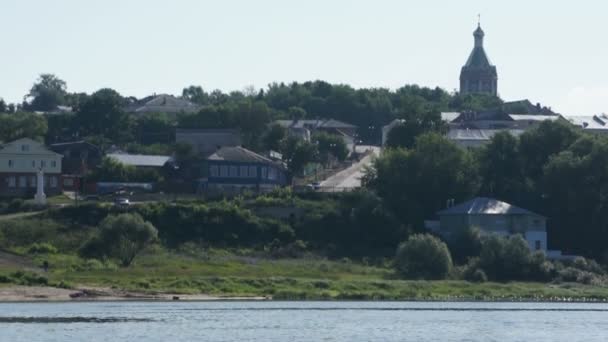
[447,227,482,264]
[395,234,453,280]
[27,243,58,255]
[80,213,158,267]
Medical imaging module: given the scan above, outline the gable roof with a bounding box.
[447,129,525,141]
[107,153,172,167]
[127,94,200,114]
[208,146,283,167]
[0,138,62,157]
[274,119,356,130]
[437,197,543,217]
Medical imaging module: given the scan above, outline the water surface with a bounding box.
[1,301,607,341]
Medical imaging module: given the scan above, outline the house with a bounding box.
[50,141,102,191]
[562,114,608,135]
[107,153,173,170]
[175,128,242,157]
[0,138,63,197]
[197,146,288,196]
[425,197,574,259]
[447,128,526,148]
[508,114,561,129]
[126,94,201,116]
[274,119,358,151]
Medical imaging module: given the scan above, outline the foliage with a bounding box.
[24,74,67,112]
[395,234,453,280]
[385,110,446,149]
[313,131,349,163]
[76,88,131,142]
[0,112,48,142]
[27,243,59,255]
[80,213,158,266]
[369,133,479,228]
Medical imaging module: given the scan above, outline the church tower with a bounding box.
[459,23,498,96]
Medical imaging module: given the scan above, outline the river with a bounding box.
[1,301,607,341]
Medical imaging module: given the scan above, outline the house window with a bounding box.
[32,160,36,168]
[19,176,27,188]
[8,176,16,188]
[220,166,228,177]
[8,160,13,168]
[30,176,36,188]
[261,167,268,179]
[229,166,238,177]
[240,166,248,178]
[210,165,219,177]
[50,176,58,188]
[40,160,46,168]
[268,167,277,180]
[535,240,542,251]
[21,145,29,152]
[51,161,57,168]
[249,166,257,178]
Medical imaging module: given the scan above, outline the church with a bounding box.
[460,23,498,96]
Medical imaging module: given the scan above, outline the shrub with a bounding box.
[80,213,158,267]
[447,227,482,264]
[395,234,453,280]
[27,243,58,255]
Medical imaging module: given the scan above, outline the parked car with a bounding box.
[113,197,130,208]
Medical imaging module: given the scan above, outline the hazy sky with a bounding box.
[2,0,607,115]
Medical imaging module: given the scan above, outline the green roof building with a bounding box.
[459,24,498,96]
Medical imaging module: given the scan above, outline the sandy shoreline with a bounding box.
[0,286,270,302]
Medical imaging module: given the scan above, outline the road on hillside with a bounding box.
[319,146,380,191]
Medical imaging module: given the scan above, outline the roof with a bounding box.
[441,112,462,123]
[447,129,525,141]
[563,115,608,131]
[438,197,543,217]
[208,146,283,167]
[127,94,200,114]
[176,128,240,135]
[50,141,101,152]
[508,114,560,122]
[274,119,356,130]
[107,153,172,167]
[0,138,62,157]
[464,47,494,69]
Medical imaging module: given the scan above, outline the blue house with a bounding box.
[197,146,288,196]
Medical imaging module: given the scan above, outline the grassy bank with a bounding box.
[2,249,608,301]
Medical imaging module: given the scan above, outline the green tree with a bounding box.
[370,133,479,227]
[25,74,67,111]
[313,131,348,164]
[0,98,7,113]
[477,131,530,204]
[182,85,209,105]
[386,109,446,149]
[282,137,318,175]
[0,112,48,142]
[395,234,453,280]
[263,124,287,151]
[288,106,307,120]
[81,213,158,267]
[77,88,131,142]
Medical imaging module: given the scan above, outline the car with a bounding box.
[113,197,130,208]
[307,182,322,191]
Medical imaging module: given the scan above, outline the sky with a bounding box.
[1,0,607,115]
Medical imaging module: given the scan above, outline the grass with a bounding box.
[1,248,605,301]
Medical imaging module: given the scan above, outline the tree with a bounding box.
[288,106,307,120]
[25,74,67,111]
[313,131,348,164]
[385,109,446,149]
[477,132,530,204]
[395,234,453,280]
[282,137,318,175]
[81,213,158,267]
[0,98,6,113]
[0,112,48,142]
[135,112,174,144]
[77,88,131,142]
[369,133,479,227]
[263,124,287,151]
[182,85,209,105]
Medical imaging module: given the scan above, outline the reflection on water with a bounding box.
[1,301,608,341]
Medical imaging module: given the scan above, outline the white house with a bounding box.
[0,138,63,197]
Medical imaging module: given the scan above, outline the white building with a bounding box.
[0,138,63,197]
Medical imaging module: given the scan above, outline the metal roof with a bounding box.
[441,112,462,123]
[438,197,543,217]
[274,119,356,129]
[508,114,560,122]
[563,115,608,131]
[447,129,525,141]
[107,153,172,167]
[208,146,275,164]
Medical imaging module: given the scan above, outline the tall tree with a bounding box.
[25,74,67,111]
[77,88,131,142]
[182,85,209,105]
